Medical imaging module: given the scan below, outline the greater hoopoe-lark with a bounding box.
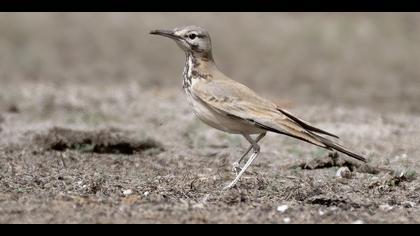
[150,26,367,190]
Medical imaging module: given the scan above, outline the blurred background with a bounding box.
[0,12,419,113]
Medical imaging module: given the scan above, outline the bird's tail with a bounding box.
[312,133,367,163]
[277,108,366,162]
[248,110,367,163]
[256,119,367,163]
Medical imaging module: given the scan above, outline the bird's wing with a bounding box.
[192,79,328,147]
[192,79,366,162]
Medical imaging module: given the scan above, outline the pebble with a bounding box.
[123,189,133,196]
[352,220,364,224]
[277,205,289,213]
[379,204,393,212]
[336,167,352,179]
[402,201,416,208]
[395,153,407,160]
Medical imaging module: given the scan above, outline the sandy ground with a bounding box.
[1,13,420,223]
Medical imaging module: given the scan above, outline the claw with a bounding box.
[223,184,234,190]
[223,181,236,190]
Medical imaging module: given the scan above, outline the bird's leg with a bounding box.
[232,146,252,175]
[224,133,265,190]
[232,133,266,175]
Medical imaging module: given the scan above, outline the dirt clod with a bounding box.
[307,195,360,209]
[295,152,383,175]
[298,152,354,170]
[7,104,20,114]
[33,127,164,155]
[385,170,416,187]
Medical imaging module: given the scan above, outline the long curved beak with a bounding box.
[150,29,182,40]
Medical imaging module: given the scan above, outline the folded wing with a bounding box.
[192,79,366,162]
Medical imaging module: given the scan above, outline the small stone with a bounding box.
[402,201,416,208]
[352,220,364,224]
[379,204,393,212]
[143,191,150,196]
[192,203,204,209]
[123,189,133,196]
[276,205,289,213]
[283,217,291,223]
[395,153,408,160]
[336,167,352,179]
[318,209,326,216]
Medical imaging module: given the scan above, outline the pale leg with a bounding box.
[224,133,264,190]
[232,133,266,174]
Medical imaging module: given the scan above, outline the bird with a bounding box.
[150,26,367,190]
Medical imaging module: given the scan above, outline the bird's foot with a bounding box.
[224,166,242,190]
[223,181,237,190]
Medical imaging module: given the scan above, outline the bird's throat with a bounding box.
[182,53,214,90]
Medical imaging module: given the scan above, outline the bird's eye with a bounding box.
[189,34,197,40]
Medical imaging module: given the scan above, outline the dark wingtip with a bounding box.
[313,133,367,163]
[330,142,367,163]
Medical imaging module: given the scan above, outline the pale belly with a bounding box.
[184,91,264,134]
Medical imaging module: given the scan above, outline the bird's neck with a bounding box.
[183,52,215,90]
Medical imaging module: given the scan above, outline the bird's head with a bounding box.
[150,26,212,58]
